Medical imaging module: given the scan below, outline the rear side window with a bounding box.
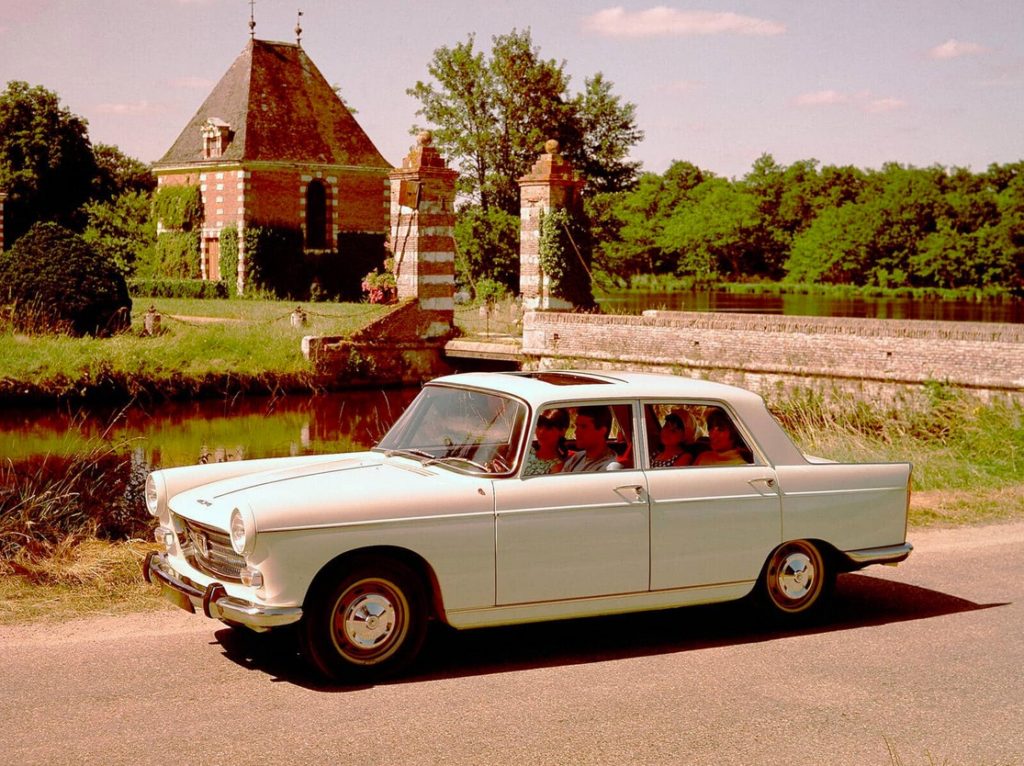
[644,403,753,469]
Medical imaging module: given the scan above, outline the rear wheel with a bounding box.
[302,559,428,682]
[761,540,832,617]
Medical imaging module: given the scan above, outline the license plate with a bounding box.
[161,582,196,614]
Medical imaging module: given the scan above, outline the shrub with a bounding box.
[361,258,397,304]
[148,230,200,278]
[0,222,132,336]
[538,207,596,309]
[127,278,227,299]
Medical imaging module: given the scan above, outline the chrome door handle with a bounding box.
[615,484,645,501]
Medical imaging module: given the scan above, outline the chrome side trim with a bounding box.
[843,542,913,566]
[143,551,302,631]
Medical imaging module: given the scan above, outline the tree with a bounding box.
[91,143,155,203]
[566,73,644,194]
[0,81,97,246]
[0,221,131,335]
[409,30,643,288]
[453,205,520,293]
[82,190,155,276]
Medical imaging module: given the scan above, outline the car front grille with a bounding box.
[177,516,245,583]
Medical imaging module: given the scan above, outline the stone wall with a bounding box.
[521,310,1024,396]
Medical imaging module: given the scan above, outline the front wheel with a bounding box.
[302,559,428,682]
[760,540,833,618]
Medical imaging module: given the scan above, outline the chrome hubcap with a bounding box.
[343,592,397,650]
[777,552,815,600]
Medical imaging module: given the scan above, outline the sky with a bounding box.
[1,0,1022,179]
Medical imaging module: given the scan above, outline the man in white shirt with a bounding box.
[562,406,619,472]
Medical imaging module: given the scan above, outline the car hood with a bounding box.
[168,452,494,532]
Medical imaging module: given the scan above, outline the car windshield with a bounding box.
[376,385,527,474]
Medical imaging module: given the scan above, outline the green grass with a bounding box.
[0,297,389,400]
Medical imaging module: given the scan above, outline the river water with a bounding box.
[597,289,1024,323]
[1,389,420,470]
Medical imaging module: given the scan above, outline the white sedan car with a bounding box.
[143,370,912,681]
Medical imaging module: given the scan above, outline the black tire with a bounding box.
[759,540,834,619]
[301,558,428,682]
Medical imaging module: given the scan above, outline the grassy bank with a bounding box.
[0,297,389,404]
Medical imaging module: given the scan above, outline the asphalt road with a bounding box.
[2,522,1022,766]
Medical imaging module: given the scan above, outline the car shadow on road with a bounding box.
[212,572,1006,690]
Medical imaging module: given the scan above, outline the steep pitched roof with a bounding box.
[156,39,390,169]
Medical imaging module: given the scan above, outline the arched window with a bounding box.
[305,180,328,249]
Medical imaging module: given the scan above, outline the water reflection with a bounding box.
[0,389,421,470]
[597,289,1024,324]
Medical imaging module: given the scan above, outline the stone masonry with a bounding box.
[518,140,585,310]
[389,132,458,338]
[521,310,1024,396]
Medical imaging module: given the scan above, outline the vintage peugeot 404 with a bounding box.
[143,370,912,680]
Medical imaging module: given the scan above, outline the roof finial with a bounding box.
[295,9,303,46]
[248,0,256,39]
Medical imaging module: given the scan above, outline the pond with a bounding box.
[597,289,1024,324]
[0,389,421,471]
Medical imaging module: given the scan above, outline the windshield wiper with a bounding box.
[384,448,435,461]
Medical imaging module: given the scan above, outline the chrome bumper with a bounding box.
[143,551,303,632]
[842,542,914,568]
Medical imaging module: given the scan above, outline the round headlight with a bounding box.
[229,505,256,556]
[145,474,162,517]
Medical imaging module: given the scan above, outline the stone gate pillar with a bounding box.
[389,131,458,338]
[518,140,585,310]
[0,191,6,251]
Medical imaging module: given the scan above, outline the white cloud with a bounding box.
[864,97,907,113]
[793,90,906,114]
[584,6,785,38]
[928,39,989,60]
[94,100,162,116]
[170,76,215,89]
[794,90,849,106]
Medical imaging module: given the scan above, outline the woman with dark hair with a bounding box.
[651,412,695,468]
[695,410,747,466]
[522,408,569,476]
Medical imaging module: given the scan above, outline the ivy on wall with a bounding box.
[151,185,204,231]
[219,226,239,295]
[538,207,596,309]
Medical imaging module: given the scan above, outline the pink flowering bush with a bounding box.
[361,258,397,304]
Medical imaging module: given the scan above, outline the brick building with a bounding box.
[153,38,391,292]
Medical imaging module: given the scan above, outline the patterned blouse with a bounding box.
[522,451,562,476]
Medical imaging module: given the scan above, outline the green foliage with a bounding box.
[538,207,595,308]
[151,185,203,231]
[597,155,1024,293]
[244,223,306,298]
[0,222,131,336]
[147,230,200,279]
[127,278,227,299]
[219,226,239,295]
[410,29,643,292]
[453,205,520,292]
[91,143,155,203]
[82,190,155,277]
[0,81,97,245]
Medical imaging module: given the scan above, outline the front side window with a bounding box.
[376,386,527,474]
[644,403,754,469]
[521,402,636,476]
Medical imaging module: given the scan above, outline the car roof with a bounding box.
[428,369,766,410]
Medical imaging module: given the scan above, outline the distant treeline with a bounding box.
[589,155,1024,294]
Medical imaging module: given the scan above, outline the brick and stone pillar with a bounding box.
[389,131,458,338]
[0,191,6,251]
[518,140,585,310]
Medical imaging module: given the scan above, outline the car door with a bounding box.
[492,401,650,605]
[643,401,782,591]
